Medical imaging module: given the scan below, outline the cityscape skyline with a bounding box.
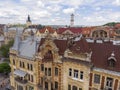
[0,0,120,26]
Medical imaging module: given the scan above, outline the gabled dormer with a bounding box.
[38,36,62,63]
[108,52,117,67]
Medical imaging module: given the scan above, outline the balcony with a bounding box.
[15,77,28,84]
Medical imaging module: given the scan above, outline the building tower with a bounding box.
[26,15,32,27]
[70,13,74,27]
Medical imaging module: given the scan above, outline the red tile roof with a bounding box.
[38,38,68,55]
[69,38,91,53]
[89,42,120,72]
[39,26,55,33]
[115,23,120,28]
[57,27,82,34]
[39,37,120,72]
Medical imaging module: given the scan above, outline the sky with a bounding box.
[0,0,120,26]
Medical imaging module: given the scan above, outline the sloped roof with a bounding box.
[57,27,82,34]
[39,26,55,33]
[38,38,68,55]
[69,38,91,53]
[38,37,120,72]
[19,38,39,59]
[89,42,120,72]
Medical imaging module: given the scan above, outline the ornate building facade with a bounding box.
[10,33,120,90]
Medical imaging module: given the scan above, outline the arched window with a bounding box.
[44,50,53,60]
[72,86,77,90]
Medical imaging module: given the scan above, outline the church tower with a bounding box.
[26,15,32,27]
[70,13,74,27]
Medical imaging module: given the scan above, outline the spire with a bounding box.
[70,13,74,27]
[27,15,31,22]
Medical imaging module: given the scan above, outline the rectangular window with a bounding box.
[17,85,23,90]
[68,84,71,90]
[69,68,72,76]
[31,75,33,82]
[29,86,34,90]
[55,82,58,89]
[48,68,51,76]
[45,68,47,76]
[74,70,78,78]
[79,88,82,90]
[72,86,77,90]
[94,74,100,84]
[27,63,29,70]
[30,64,33,71]
[22,62,25,68]
[55,67,58,76]
[20,61,22,67]
[13,59,15,65]
[80,71,83,80]
[106,77,113,89]
[28,74,30,81]
[41,64,44,71]
[41,77,43,85]
[45,82,48,89]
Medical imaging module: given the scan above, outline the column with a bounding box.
[48,82,51,90]
[114,79,118,90]
[100,76,105,89]
[89,73,93,90]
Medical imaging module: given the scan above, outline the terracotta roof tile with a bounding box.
[39,26,55,33]
[57,27,82,34]
[89,42,120,72]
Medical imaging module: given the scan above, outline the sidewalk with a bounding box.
[0,77,10,90]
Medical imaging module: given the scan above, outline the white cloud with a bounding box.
[0,0,120,25]
[47,5,61,12]
[63,8,75,14]
[113,0,120,6]
[37,1,45,7]
[33,10,51,18]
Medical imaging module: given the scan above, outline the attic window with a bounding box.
[76,47,80,50]
[108,52,116,67]
[44,50,53,60]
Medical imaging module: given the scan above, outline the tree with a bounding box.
[0,62,11,73]
[103,22,120,26]
[0,39,14,58]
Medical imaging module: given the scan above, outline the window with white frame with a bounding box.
[94,74,100,84]
[80,71,84,80]
[74,69,78,78]
[69,68,72,76]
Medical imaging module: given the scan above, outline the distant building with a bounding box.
[4,26,23,44]
[36,26,57,38]
[26,15,32,27]
[70,14,74,27]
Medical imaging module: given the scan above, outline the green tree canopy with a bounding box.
[103,22,120,26]
[0,62,11,73]
[0,39,14,58]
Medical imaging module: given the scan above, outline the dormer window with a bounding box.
[108,59,116,67]
[108,52,116,67]
[44,50,53,60]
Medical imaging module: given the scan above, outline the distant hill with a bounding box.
[103,22,120,26]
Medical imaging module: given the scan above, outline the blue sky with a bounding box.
[0,0,120,26]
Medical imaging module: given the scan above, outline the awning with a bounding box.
[14,69,27,77]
